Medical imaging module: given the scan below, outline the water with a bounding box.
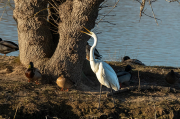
[0,2,18,56]
[0,0,180,67]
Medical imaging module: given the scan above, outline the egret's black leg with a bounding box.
[98,84,102,109]
[109,83,115,107]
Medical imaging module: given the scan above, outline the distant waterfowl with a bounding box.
[122,56,145,66]
[25,62,41,85]
[165,70,180,85]
[0,38,19,56]
[116,65,132,88]
[81,26,120,109]
[86,42,102,61]
[56,75,75,91]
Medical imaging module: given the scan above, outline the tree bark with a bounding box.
[48,0,62,48]
[13,0,104,84]
[13,0,55,67]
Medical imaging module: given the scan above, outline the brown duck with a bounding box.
[25,62,41,85]
[165,70,180,85]
[56,75,74,91]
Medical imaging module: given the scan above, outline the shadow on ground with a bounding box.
[1,58,180,118]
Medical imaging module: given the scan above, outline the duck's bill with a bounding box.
[81,26,92,35]
[28,65,31,68]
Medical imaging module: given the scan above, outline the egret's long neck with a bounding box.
[90,34,98,62]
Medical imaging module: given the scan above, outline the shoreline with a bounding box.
[0,55,180,118]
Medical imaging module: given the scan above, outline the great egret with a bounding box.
[122,56,145,66]
[86,42,102,60]
[25,62,42,85]
[56,75,75,91]
[165,70,180,86]
[116,65,132,88]
[81,26,120,109]
[0,38,19,56]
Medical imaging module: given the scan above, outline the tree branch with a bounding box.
[166,0,180,4]
[141,11,162,21]
[149,1,159,25]
[96,20,116,25]
[137,0,161,24]
[48,1,59,12]
[96,0,120,25]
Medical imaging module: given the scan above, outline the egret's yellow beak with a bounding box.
[81,26,92,35]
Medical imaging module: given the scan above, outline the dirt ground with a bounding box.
[0,55,180,119]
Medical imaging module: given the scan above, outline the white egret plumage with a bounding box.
[81,26,120,109]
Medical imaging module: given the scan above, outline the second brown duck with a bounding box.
[56,75,75,91]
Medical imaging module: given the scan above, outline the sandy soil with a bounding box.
[0,56,180,119]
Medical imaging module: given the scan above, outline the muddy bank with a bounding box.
[0,56,180,119]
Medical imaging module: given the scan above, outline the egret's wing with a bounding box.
[102,61,115,73]
[100,62,120,91]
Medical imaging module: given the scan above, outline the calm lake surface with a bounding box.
[0,1,180,67]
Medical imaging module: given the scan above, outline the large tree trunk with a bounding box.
[48,0,62,48]
[13,0,55,66]
[13,0,104,84]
